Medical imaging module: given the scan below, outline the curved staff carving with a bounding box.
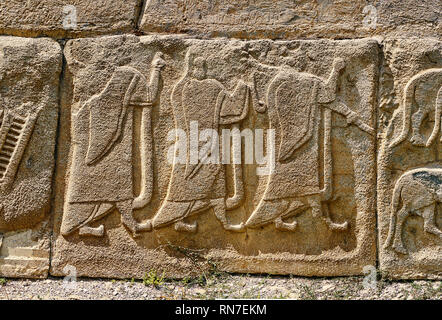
[133,52,166,210]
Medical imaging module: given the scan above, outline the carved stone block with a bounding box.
[378,39,442,279]
[0,37,62,278]
[0,0,141,38]
[140,0,441,40]
[51,35,378,278]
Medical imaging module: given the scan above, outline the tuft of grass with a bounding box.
[0,278,6,286]
[143,270,165,288]
[298,284,318,300]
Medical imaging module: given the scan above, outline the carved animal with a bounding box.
[390,68,442,148]
[384,167,442,254]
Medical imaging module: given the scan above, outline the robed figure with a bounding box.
[61,53,165,237]
[152,51,249,233]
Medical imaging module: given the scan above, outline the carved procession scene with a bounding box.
[0,0,439,286]
[49,35,379,279]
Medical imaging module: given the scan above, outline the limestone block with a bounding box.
[378,39,442,279]
[139,0,441,40]
[51,35,378,278]
[0,37,62,278]
[0,0,141,38]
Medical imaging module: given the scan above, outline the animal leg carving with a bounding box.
[422,204,442,237]
[392,207,409,254]
[410,108,426,146]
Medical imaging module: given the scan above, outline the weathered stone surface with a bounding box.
[51,35,377,278]
[0,37,62,278]
[378,39,442,279]
[0,0,141,38]
[140,0,441,40]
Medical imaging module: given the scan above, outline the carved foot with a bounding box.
[326,220,349,231]
[410,134,426,146]
[224,222,245,232]
[79,225,104,237]
[174,220,197,233]
[131,221,153,238]
[275,217,297,231]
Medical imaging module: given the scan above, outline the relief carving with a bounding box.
[0,105,41,191]
[152,49,249,233]
[0,37,61,278]
[379,39,442,279]
[245,57,374,231]
[53,36,378,278]
[390,68,442,148]
[61,53,166,238]
[384,167,442,254]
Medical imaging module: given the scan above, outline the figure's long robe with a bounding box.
[262,72,322,201]
[62,66,149,234]
[153,78,248,227]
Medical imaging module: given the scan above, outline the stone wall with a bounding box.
[0,1,440,280]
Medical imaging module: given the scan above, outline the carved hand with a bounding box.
[152,52,166,70]
[346,110,359,125]
[333,58,346,73]
[346,110,375,135]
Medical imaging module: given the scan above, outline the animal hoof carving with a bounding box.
[410,134,426,147]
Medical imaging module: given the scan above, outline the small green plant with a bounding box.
[143,270,165,287]
[181,277,190,286]
[0,278,7,286]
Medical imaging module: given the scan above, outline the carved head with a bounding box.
[192,57,207,81]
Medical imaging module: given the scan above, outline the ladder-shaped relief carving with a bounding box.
[0,108,39,191]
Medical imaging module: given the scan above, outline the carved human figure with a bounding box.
[152,50,249,233]
[61,53,165,237]
[245,58,374,231]
[384,167,442,254]
[390,68,442,148]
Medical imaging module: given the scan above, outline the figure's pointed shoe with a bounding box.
[79,225,105,237]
